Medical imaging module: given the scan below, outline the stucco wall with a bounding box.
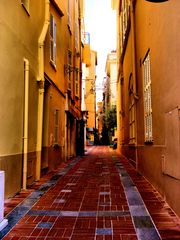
[0,0,44,197]
[135,0,180,216]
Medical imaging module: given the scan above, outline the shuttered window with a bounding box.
[143,53,153,142]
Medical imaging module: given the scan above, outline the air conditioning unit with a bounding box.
[0,171,8,231]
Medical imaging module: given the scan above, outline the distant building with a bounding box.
[112,0,180,217]
[105,51,117,107]
[97,102,103,142]
[102,51,117,145]
[85,50,97,145]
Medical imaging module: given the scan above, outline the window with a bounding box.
[50,14,56,66]
[75,0,79,51]
[68,50,72,90]
[75,67,79,96]
[54,110,59,143]
[128,74,136,144]
[143,52,153,142]
[120,0,130,46]
[21,0,30,14]
[68,0,72,32]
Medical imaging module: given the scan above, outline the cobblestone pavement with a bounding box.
[1,146,180,239]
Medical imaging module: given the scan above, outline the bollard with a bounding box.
[0,171,8,231]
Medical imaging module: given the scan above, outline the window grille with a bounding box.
[129,74,136,144]
[143,53,153,142]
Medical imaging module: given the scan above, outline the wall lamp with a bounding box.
[145,0,168,2]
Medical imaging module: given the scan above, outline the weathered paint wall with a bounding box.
[42,82,65,171]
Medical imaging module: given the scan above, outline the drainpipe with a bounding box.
[130,0,139,170]
[130,0,138,100]
[36,0,50,181]
[23,58,29,190]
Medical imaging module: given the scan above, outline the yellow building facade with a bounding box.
[0,0,45,196]
[0,0,84,198]
[113,0,180,216]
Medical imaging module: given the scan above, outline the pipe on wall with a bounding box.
[23,58,29,190]
[130,0,138,100]
[36,0,50,181]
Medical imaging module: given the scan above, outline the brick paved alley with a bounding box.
[0,146,180,240]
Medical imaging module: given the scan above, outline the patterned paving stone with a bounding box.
[53,199,66,204]
[66,183,77,186]
[99,192,110,196]
[129,206,149,217]
[1,146,180,240]
[37,222,54,228]
[136,228,161,240]
[60,189,72,193]
[96,228,113,235]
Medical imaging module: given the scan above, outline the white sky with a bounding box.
[85,0,116,102]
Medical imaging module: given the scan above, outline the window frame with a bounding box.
[67,0,72,32]
[75,0,80,52]
[128,74,136,144]
[68,50,72,90]
[50,14,57,67]
[75,67,79,97]
[143,52,153,143]
[120,0,130,46]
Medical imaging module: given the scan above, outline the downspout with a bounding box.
[130,0,139,170]
[22,58,29,190]
[130,0,138,100]
[36,0,50,181]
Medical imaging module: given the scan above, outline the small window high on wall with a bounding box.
[143,52,153,142]
[68,0,72,32]
[50,14,56,67]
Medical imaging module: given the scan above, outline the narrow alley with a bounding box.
[1,146,179,240]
